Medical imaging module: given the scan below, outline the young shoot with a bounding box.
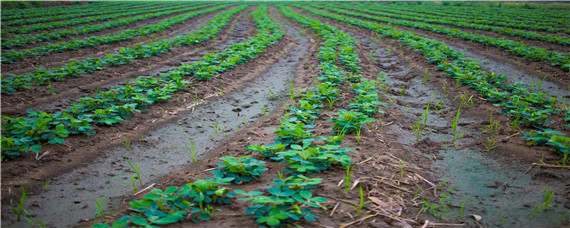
[186,138,198,163]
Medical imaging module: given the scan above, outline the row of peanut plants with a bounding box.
[93,4,388,227]
[1,1,128,22]
[299,6,570,156]
[331,3,570,47]
[1,4,284,161]
[312,5,570,71]
[0,6,234,95]
[1,3,208,40]
[1,2,163,29]
[382,3,570,32]
[0,5,230,64]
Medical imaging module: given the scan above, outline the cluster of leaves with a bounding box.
[94,177,236,228]
[1,5,228,63]
[1,5,243,94]
[304,5,569,156]
[2,4,213,48]
[236,175,325,227]
[210,156,268,184]
[314,5,570,71]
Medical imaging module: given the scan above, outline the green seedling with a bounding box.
[219,84,223,96]
[46,84,57,95]
[485,137,498,152]
[400,84,405,96]
[457,196,470,221]
[262,106,267,119]
[122,138,130,150]
[186,138,198,163]
[344,164,352,193]
[403,104,409,113]
[213,120,220,136]
[453,92,474,108]
[442,81,447,96]
[243,116,248,127]
[124,157,142,187]
[439,177,448,191]
[452,108,467,144]
[327,98,336,110]
[349,185,372,216]
[386,46,391,56]
[356,129,361,144]
[424,67,430,84]
[11,187,27,221]
[44,180,51,191]
[194,92,198,107]
[94,194,107,218]
[400,153,407,177]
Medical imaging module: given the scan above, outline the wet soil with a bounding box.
[2,4,569,228]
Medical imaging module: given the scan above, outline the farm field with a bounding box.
[1,1,569,227]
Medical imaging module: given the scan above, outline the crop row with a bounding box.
[299,6,569,155]
[380,4,570,34]
[1,4,215,48]
[313,5,570,71]
[0,5,229,64]
[386,3,569,30]
[1,3,202,36]
[1,2,148,26]
[94,5,387,227]
[1,7,243,95]
[1,3,284,160]
[1,1,125,21]
[330,3,570,47]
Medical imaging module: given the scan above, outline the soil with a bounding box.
[2,4,569,228]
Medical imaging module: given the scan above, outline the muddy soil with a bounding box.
[2,4,569,228]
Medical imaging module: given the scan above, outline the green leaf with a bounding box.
[310,197,327,203]
[131,216,148,226]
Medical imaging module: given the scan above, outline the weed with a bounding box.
[400,84,405,96]
[10,187,27,221]
[423,67,429,84]
[344,164,352,193]
[186,138,198,163]
[350,185,372,216]
[46,84,57,95]
[452,108,467,144]
[94,194,107,218]
[386,46,391,56]
[457,196,470,221]
[124,157,142,188]
[122,137,130,150]
[400,153,407,177]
